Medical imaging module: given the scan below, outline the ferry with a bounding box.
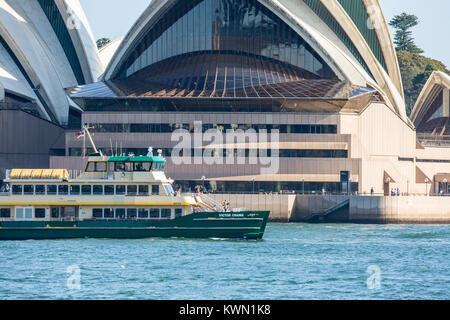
[0,127,269,241]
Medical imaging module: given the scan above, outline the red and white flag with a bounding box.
[75,131,85,139]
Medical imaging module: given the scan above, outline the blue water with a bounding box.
[0,224,449,300]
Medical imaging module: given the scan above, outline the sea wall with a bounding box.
[209,194,450,224]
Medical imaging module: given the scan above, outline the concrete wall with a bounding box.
[209,193,450,224]
[0,109,65,179]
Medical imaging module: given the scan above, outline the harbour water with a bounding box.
[0,224,449,300]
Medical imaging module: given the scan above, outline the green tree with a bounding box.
[96,38,111,49]
[389,13,423,54]
[397,50,450,116]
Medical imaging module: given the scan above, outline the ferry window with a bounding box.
[47,185,57,195]
[125,162,133,172]
[114,162,125,172]
[161,208,171,219]
[12,185,22,195]
[96,162,107,172]
[175,208,183,218]
[70,185,80,195]
[58,185,69,195]
[127,185,137,196]
[134,162,145,172]
[115,185,126,195]
[104,185,115,195]
[149,208,160,219]
[163,184,174,196]
[103,208,114,218]
[93,185,103,195]
[0,208,11,218]
[138,209,149,219]
[115,208,126,219]
[151,185,160,195]
[86,162,96,172]
[82,185,92,195]
[35,185,45,195]
[127,208,137,219]
[24,185,34,195]
[138,185,149,196]
[51,208,60,218]
[35,208,46,219]
[93,209,103,218]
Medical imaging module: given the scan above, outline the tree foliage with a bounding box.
[389,13,423,54]
[397,50,450,116]
[96,38,111,49]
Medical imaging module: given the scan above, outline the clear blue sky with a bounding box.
[81,0,450,68]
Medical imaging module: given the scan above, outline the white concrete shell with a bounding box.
[103,0,406,120]
[410,71,450,126]
[98,37,124,75]
[0,0,101,125]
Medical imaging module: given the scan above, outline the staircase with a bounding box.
[193,194,225,212]
[305,199,350,223]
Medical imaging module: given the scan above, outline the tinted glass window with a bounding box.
[12,185,22,195]
[149,208,160,219]
[86,162,96,172]
[24,185,34,195]
[47,185,57,195]
[127,208,137,219]
[161,208,171,219]
[115,208,126,219]
[35,185,45,195]
[138,209,149,219]
[93,209,103,218]
[151,185,160,195]
[0,208,11,218]
[93,185,103,195]
[51,208,59,218]
[104,208,114,218]
[35,208,46,219]
[138,185,149,196]
[58,185,69,195]
[104,185,115,195]
[116,185,126,195]
[175,208,183,218]
[127,185,138,196]
[96,162,107,172]
[81,185,92,195]
[70,185,81,195]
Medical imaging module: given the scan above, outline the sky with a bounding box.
[80,0,450,68]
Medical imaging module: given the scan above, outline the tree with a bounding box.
[389,13,423,54]
[96,38,111,49]
[397,50,450,116]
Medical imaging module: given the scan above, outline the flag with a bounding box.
[75,131,85,139]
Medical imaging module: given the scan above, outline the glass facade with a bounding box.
[87,123,337,134]
[116,0,335,80]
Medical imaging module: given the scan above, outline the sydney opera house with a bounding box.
[2,0,450,196]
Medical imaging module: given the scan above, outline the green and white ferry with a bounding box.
[0,128,269,241]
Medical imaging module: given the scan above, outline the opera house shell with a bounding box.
[0,0,102,125]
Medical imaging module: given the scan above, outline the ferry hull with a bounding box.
[0,211,269,241]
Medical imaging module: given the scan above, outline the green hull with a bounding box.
[0,211,269,241]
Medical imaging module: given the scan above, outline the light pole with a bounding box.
[302,178,305,195]
[425,178,429,196]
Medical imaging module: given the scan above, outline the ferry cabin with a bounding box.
[0,156,196,222]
